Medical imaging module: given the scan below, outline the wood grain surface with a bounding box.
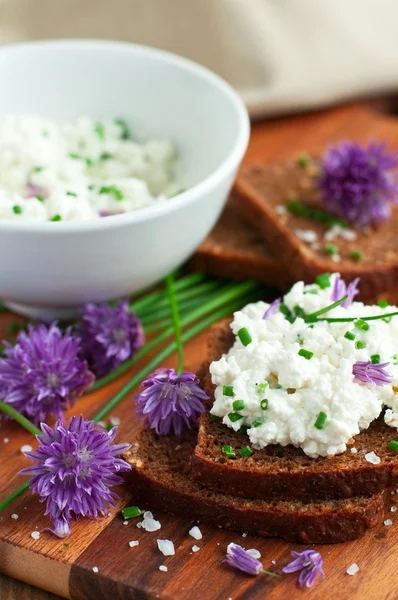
[1,100,398,600]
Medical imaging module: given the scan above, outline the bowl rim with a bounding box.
[0,38,250,233]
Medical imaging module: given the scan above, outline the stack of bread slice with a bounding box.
[125,321,398,544]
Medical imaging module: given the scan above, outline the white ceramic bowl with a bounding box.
[0,40,249,319]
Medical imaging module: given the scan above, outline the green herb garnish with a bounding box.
[122,506,142,519]
[240,446,253,457]
[355,340,366,349]
[388,440,398,452]
[257,383,268,395]
[279,302,295,323]
[32,166,44,173]
[378,299,389,308]
[350,250,363,260]
[114,118,130,140]
[298,348,314,360]
[51,214,62,222]
[296,154,311,168]
[228,412,243,423]
[223,385,234,397]
[238,327,252,346]
[232,400,245,412]
[260,399,268,410]
[36,195,44,202]
[252,417,264,428]
[95,123,105,141]
[66,191,77,197]
[314,411,327,430]
[344,331,355,341]
[355,319,370,332]
[222,445,236,458]
[100,152,113,160]
[12,205,22,214]
[286,201,347,227]
[315,273,331,289]
[393,354,398,366]
[99,185,124,201]
[371,354,381,364]
[325,244,338,256]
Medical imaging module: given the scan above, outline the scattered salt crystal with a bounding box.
[294,229,318,243]
[110,416,120,426]
[242,532,248,537]
[331,254,341,263]
[324,226,340,241]
[391,506,397,513]
[365,451,381,465]
[341,229,357,241]
[136,522,142,528]
[11,514,18,519]
[247,549,261,559]
[159,565,168,572]
[129,540,139,548]
[123,520,129,525]
[189,526,202,540]
[143,511,153,519]
[271,560,276,565]
[192,545,200,553]
[97,421,106,428]
[346,563,359,576]
[141,515,161,532]
[275,205,286,216]
[157,539,175,556]
[92,566,99,573]
[3,438,9,443]
[31,531,40,540]
[311,242,321,250]
[384,519,393,526]
[21,444,33,453]
[350,448,358,454]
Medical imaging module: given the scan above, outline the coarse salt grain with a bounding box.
[3,438,9,443]
[157,539,175,556]
[271,560,276,565]
[294,229,318,243]
[21,444,33,453]
[247,549,261,559]
[129,540,139,548]
[331,254,341,263]
[346,563,359,576]
[140,515,161,532]
[31,531,40,540]
[92,566,99,573]
[384,519,393,526]
[192,545,200,553]
[311,242,321,250]
[365,451,381,465]
[123,520,129,525]
[97,421,106,428]
[391,506,397,512]
[11,513,18,519]
[110,416,120,426]
[350,447,358,453]
[242,532,247,537]
[189,526,202,540]
[159,565,168,572]
[275,205,286,216]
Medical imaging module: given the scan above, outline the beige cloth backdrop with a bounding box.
[1,0,398,117]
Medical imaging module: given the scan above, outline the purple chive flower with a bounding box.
[224,543,263,576]
[317,140,398,226]
[331,275,360,307]
[353,360,392,386]
[0,324,94,425]
[263,298,281,320]
[135,368,208,436]
[20,416,131,537]
[78,300,144,377]
[282,549,325,587]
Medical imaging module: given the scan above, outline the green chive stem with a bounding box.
[305,295,348,322]
[165,273,184,375]
[0,401,41,436]
[318,310,398,323]
[0,480,31,512]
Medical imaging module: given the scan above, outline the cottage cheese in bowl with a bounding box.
[0,115,177,222]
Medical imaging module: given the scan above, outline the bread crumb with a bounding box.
[31,531,40,540]
[346,563,359,575]
[157,539,175,556]
[189,526,202,540]
[365,451,381,465]
[92,566,99,573]
[159,565,168,572]
[384,519,393,526]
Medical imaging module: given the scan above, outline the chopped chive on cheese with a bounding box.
[238,424,249,435]
[256,382,268,395]
[69,153,81,159]
[355,340,366,350]
[371,354,381,364]
[314,411,327,430]
[32,165,44,173]
[296,154,311,168]
[388,440,398,452]
[344,331,356,341]
[303,288,319,295]
[325,244,338,256]
[114,118,130,140]
[223,385,234,397]
[51,214,62,222]
[88,184,95,190]
[106,423,113,432]
[350,250,363,260]
[238,327,252,346]
[209,414,219,422]
[260,399,268,410]
[378,299,389,308]
[240,446,253,457]
[298,348,314,360]
[12,205,22,214]
[66,191,77,197]
[222,445,235,458]
[99,185,124,201]
[122,506,142,519]
[315,273,331,289]
[95,123,105,141]
[228,412,243,423]
[85,157,94,167]
[232,400,245,412]
[393,354,398,365]
[354,319,370,332]
[36,195,44,202]
[252,417,264,428]
[100,152,113,160]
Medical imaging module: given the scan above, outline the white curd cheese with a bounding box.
[0,115,177,222]
[210,273,398,458]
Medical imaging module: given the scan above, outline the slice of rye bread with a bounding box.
[191,320,398,501]
[235,161,398,302]
[187,190,293,290]
[124,428,386,544]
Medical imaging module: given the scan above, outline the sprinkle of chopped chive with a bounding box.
[294,305,306,319]
[88,184,95,191]
[297,333,304,345]
[122,506,141,519]
[257,383,268,395]
[344,331,356,341]
[298,348,314,360]
[355,319,370,332]
[85,157,93,167]
[279,303,295,323]
[260,399,268,410]
[286,201,347,227]
[228,412,243,423]
[106,423,114,432]
[240,446,253,458]
[315,273,331,289]
[304,288,319,295]
[66,191,77,197]
[51,214,62,222]
[378,299,389,308]
[393,354,398,366]
[296,154,311,168]
[222,445,235,458]
[232,400,245,412]
[114,118,130,140]
[100,152,113,160]
[8,322,22,334]
[69,153,81,159]
[252,417,264,428]
[95,123,105,141]
[32,166,44,173]
[355,340,366,349]
[314,411,327,430]
[238,425,249,435]
[371,354,381,364]
[388,440,398,452]
[36,195,44,202]
[99,185,124,201]
[325,244,339,255]
[350,250,363,260]
[12,205,22,214]
[223,385,234,397]
[238,327,252,346]
[209,414,219,422]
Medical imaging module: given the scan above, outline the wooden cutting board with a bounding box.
[2,101,398,600]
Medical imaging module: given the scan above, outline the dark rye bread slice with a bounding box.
[188,191,293,290]
[235,161,398,302]
[191,321,398,501]
[124,428,385,544]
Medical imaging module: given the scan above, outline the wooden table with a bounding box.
[2,100,398,600]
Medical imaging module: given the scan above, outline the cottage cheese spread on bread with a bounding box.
[210,273,398,458]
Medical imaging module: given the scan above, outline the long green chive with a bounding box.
[317,310,398,324]
[388,440,398,452]
[315,273,331,289]
[232,400,245,412]
[122,506,141,519]
[0,480,31,512]
[305,295,348,322]
[298,348,314,360]
[240,446,253,457]
[350,250,363,260]
[223,385,234,397]
[286,201,346,227]
[325,244,338,256]
[228,412,243,423]
[260,399,268,410]
[12,205,22,214]
[344,331,355,341]
[279,303,295,323]
[238,327,252,346]
[0,401,41,437]
[222,445,235,458]
[314,411,327,430]
[355,341,366,349]
[165,273,184,375]
[371,354,381,364]
[252,417,264,428]
[66,191,77,197]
